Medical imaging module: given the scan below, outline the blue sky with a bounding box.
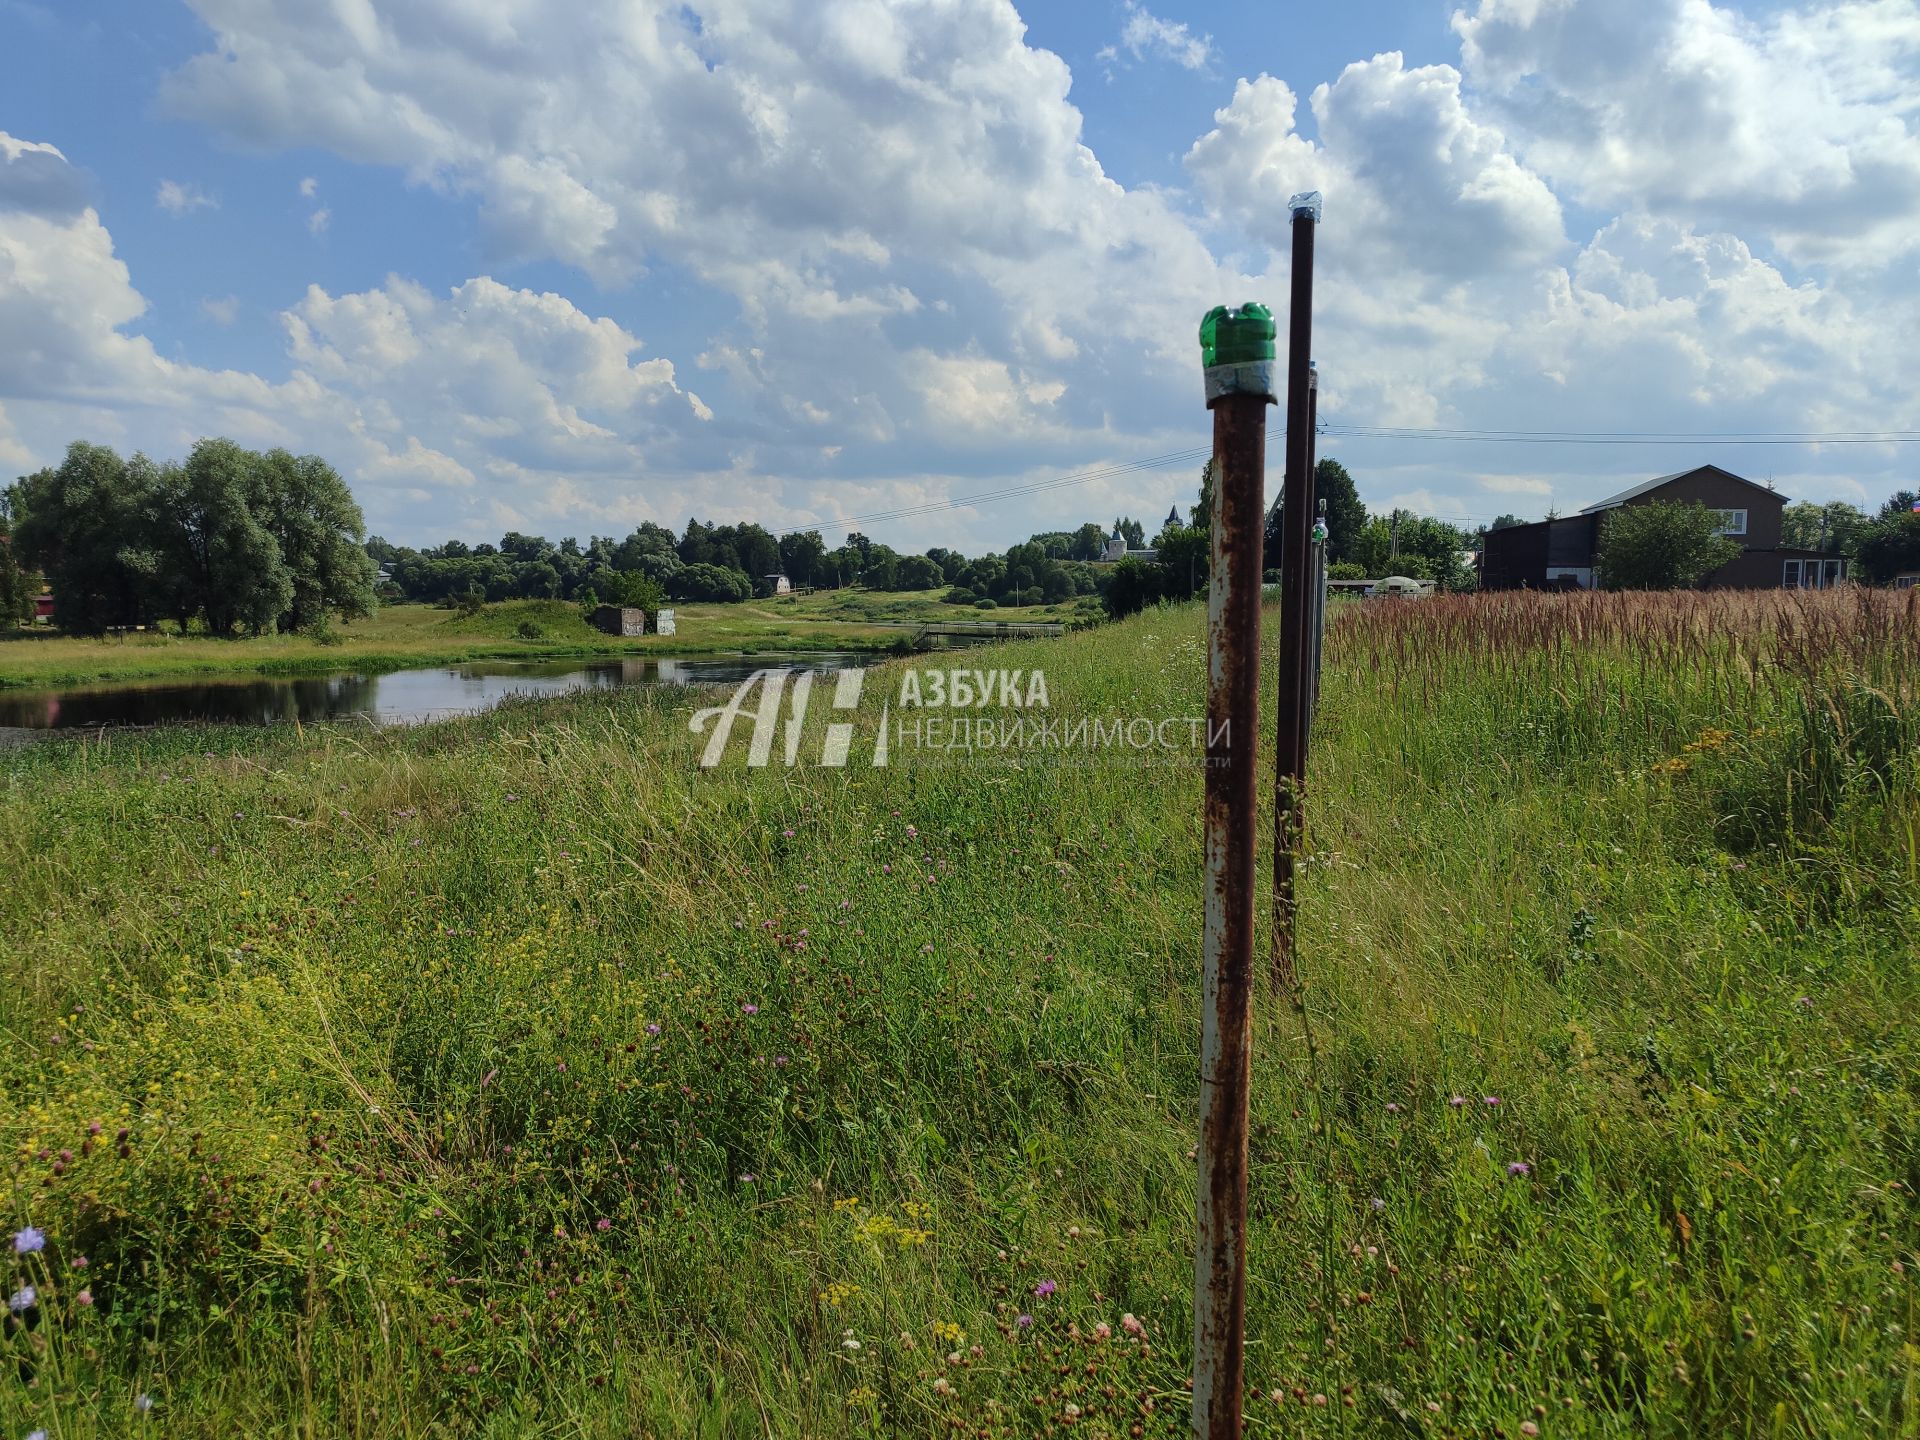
[2,0,1914,549]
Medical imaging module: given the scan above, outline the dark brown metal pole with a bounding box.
[1192,302,1273,1440]
[1272,199,1320,993]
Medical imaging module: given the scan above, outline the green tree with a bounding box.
[10,442,165,633]
[1314,459,1369,566]
[1069,522,1107,561]
[895,554,945,590]
[1595,502,1741,590]
[1153,525,1209,599]
[605,570,667,611]
[1112,516,1145,550]
[258,449,378,630]
[0,530,35,625]
[1852,512,1920,583]
[1101,555,1164,618]
[167,438,293,635]
[779,530,827,586]
[1190,460,1215,537]
[671,562,751,602]
[1781,500,1869,555]
[1876,490,1918,521]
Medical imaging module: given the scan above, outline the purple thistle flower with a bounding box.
[1448,1095,1467,1108]
[13,1226,45,1255]
[741,1004,759,1016]
[1483,1095,1501,1106]
[1507,1161,1531,1176]
[1034,1279,1057,1299]
[1016,1313,1034,1328]
[645,1023,661,1036]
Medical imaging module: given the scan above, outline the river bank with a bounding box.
[0,592,1086,690]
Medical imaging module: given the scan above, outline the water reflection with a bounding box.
[0,654,864,731]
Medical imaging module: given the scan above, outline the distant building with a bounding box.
[1165,504,1184,530]
[34,591,54,623]
[1098,528,1159,564]
[1481,465,1842,592]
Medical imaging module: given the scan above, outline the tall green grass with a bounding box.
[1,588,1914,1437]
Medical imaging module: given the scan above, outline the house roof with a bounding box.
[1579,465,1780,514]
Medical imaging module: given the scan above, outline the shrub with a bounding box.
[973,597,997,610]
[517,619,545,640]
[670,563,752,603]
[1328,561,1368,582]
[943,586,976,605]
[1595,502,1741,589]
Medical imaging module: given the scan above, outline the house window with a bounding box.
[1783,559,1801,588]
[1711,508,1748,536]
[1822,559,1843,587]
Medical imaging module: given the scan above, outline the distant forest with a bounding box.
[12,437,1904,634]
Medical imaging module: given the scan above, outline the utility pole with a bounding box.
[1270,194,1320,997]
[1192,288,1277,1440]
[1389,509,1400,562]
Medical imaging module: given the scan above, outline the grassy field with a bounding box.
[0,591,1092,690]
[1,588,1915,1438]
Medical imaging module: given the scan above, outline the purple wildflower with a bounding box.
[1034,1279,1057,1299]
[1448,1095,1467,1108]
[9,1285,36,1312]
[1482,1095,1501,1107]
[1016,1313,1034,1329]
[741,1003,759,1016]
[13,1226,45,1255]
[1507,1162,1531,1177]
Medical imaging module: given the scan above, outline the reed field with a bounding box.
[1,587,1915,1438]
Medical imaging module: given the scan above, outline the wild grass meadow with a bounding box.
[2,588,1916,1438]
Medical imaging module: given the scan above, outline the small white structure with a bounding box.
[1365,575,1434,598]
[760,573,793,596]
[655,608,677,636]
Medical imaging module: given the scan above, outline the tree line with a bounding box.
[2,440,376,635]
[369,521,1133,615]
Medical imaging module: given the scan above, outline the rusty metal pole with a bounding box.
[1271,195,1321,994]
[1192,301,1274,1440]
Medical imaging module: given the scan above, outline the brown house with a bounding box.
[1480,465,1844,592]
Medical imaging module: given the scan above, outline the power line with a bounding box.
[774,445,1210,537]
[1322,424,1920,446]
[777,421,1911,540]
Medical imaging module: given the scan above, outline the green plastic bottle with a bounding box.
[1198,303,1276,368]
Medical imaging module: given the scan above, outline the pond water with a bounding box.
[0,654,867,732]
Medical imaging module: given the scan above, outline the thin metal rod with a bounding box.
[1271,212,1318,993]
[1308,373,1326,721]
[1192,387,1266,1440]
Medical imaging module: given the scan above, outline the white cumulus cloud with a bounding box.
[156,178,216,214]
